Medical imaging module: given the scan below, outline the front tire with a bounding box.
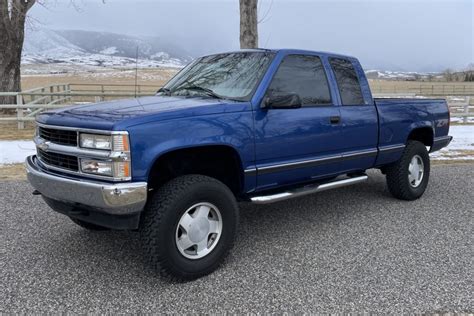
[386,140,430,200]
[140,175,239,281]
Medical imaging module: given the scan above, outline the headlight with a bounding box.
[80,159,131,178]
[79,132,131,179]
[80,133,112,150]
[80,133,130,151]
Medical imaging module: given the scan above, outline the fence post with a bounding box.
[50,86,54,103]
[101,85,105,102]
[464,97,471,124]
[62,85,66,104]
[16,94,24,130]
[66,84,71,103]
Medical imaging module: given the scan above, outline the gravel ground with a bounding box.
[1,165,473,313]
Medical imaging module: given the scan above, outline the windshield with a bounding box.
[160,51,275,101]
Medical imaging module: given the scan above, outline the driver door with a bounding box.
[253,54,345,191]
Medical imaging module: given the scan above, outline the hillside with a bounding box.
[22,29,193,71]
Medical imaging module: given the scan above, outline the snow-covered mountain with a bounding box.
[22,29,193,69]
[364,69,442,80]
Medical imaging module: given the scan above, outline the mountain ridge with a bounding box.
[22,29,193,68]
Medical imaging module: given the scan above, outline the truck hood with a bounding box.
[36,96,249,130]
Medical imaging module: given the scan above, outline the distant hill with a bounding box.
[364,69,442,81]
[22,29,194,68]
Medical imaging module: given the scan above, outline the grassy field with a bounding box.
[21,68,178,91]
[370,80,474,101]
[0,122,35,140]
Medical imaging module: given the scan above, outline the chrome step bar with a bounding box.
[250,175,368,204]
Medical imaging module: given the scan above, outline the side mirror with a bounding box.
[262,93,302,109]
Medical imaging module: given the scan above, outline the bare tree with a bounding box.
[0,0,36,105]
[442,68,454,82]
[239,0,258,49]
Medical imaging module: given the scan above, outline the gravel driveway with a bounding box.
[1,164,473,313]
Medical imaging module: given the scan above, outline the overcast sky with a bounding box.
[29,0,473,71]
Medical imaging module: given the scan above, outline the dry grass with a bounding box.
[432,149,474,160]
[370,79,474,89]
[431,159,474,165]
[370,80,474,102]
[0,121,35,140]
[450,122,474,126]
[21,68,177,91]
[0,163,26,181]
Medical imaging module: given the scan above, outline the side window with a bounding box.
[267,55,332,106]
[329,58,364,105]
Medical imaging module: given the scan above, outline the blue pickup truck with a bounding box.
[26,49,452,280]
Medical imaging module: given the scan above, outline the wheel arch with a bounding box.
[147,144,245,195]
[406,125,434,147]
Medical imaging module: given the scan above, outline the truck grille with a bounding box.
[39,127,78,146]
[37,149,79,172]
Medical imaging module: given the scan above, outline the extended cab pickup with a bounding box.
[26,49,452,280]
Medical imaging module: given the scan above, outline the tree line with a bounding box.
[442,67,474,82]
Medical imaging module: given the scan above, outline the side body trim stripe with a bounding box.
[243,145,407,176]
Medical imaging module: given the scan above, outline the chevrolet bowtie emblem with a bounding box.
[37,141,50,151]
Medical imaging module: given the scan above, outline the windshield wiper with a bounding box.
[172,85,223,100]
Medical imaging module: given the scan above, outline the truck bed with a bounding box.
[373,97,450,165]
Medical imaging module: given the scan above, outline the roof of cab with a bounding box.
[204,48,357,61]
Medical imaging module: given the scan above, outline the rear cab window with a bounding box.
[329,58,364,105]
[266,54,332,106]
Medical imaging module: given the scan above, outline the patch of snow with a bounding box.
[0,141,36,164]
[100,47,118,55]
[430,125,474,160]
[151,52,170,59]
[450,117,474,124]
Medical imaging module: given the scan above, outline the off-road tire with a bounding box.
[70,218,110,231]
[386,140,430,200]
[140,175,239,281]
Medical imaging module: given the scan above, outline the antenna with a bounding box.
[134,46,139,98]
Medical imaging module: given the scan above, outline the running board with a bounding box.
[250,175,368,204]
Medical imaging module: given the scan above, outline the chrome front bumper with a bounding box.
[26,155,147,215]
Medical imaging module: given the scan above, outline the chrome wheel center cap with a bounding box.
[408,154,424,188]
[188,217,210,243]
[175,202,223,260]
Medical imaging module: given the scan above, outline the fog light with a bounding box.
[81,159,113,176]
[80,159,130,178]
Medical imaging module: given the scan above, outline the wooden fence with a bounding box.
[370,83,474,96]
[0,83,158,129]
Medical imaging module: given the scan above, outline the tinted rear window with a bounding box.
[329,58,364,105]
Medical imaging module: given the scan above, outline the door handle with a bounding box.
[330,116,341,124]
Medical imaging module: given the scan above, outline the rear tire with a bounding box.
[70,218,110,231]
[386,140,430,200]
[140,174,239,281]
